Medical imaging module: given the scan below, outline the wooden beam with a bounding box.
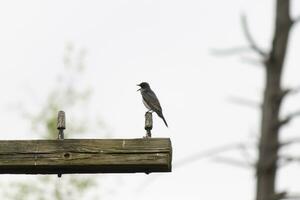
[0,138,172,174]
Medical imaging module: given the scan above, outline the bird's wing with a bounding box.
[142,90,162,112]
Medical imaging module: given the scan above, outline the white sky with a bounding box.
[0,0,300,199]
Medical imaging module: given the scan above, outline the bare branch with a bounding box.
[227,95,261,109]
[276,87,300,104]
[272,191,300,200]
[241,14,268,57]
[281,137,300,147]
[279,155,300,168]
[136,143,255,192]
[280,155,300,162]
[279,89,291,100]
[212,14,269,59]
[284,194,300,200]
[173,142,254,168]
[289,86,300,95]
[272,191,288,200]
[238,143,255,166]
[283,86,300,97]
[210,46,253,56]
[212,156,254,169]
[240,56,264,66]
[293,16,300,24]
[278,110,300,127]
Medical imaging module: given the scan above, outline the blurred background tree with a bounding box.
[0,43,109,200]
[175,1,300,200]
[214,1,300,200]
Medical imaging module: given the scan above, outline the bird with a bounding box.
[137,82,168,127]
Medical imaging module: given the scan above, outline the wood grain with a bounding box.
[0,138,172,174]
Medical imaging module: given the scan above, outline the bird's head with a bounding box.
[137,82,150,91]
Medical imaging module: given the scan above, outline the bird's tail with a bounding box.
[157,112,168,127]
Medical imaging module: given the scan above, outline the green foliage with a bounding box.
[4,43,104,200]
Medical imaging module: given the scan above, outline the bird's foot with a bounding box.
[143,132,151,139]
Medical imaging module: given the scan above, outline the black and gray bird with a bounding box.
[137,82,168,127]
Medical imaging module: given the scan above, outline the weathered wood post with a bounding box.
[0,111,172,175]
[57,110,65,177]
[144,112,152,138]
[57,111,65,140]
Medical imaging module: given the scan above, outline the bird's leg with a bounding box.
[145,131,151,138]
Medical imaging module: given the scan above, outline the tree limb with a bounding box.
[272,191,288,200]
[240,56,264,66]
[212,156,254,169]
[173,142,254,168]
[238,143,255,166]
[283,194,300,200]
[275,87,300,104]
[278,155,300,167]
[282,86,300,97]
[272,191,300,200]
[278,110,300,127]
[241,14,268,57]
[292,16,300,24]
[227,95,261,109]
[280,137,300,147]
[210,46,253,56]
[280,155,300,162]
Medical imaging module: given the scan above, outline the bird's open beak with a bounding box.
[137,84,141,91]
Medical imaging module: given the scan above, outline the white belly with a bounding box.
[143,99,151,110]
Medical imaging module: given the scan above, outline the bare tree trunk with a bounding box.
[256,1,293,200]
